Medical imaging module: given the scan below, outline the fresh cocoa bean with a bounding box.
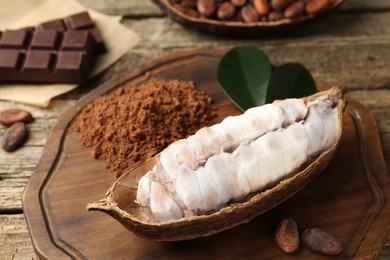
[197,0,217,17]
[253,0,270,16]
[275,218,300,253]
[268,11,284,21]
[241,4,259,22]
[302,228,343,255]
[230,0,247,7]
[217,2,236,20]
[305,0,330,15]
[0,108,33,126]
[1,122,28,152]
[271,0,295,11]
[284,1,305,18]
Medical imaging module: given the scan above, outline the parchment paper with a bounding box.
[0,0,140,107]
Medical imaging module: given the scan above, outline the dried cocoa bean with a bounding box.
[180,0,197,9]
[268,11,284,21]
[271,0,295,11]
[1,122,28,152]
[305,0,330,15]
[0,108,33,126]
[230,0,247,7]
[253,0,270,16]
[197,0,216,17]
[284,1,305,18]
[302,228,343,255]
[174,4,201,17]
[217,2,236,20]
[275,218,300,253]
[241,4,259,22]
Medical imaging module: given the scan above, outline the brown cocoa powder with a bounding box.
[69,78,216,177]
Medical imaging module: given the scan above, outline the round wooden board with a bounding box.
[23,49,390,259]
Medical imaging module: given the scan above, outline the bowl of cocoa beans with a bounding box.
[152,0,344,37]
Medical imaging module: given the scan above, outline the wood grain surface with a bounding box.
[1,0,390,259]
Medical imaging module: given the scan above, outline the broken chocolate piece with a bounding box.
[0,11,106,84]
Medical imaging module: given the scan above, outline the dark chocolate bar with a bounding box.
[0,12,106,84]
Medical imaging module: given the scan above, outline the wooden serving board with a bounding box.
[23,49,390,259]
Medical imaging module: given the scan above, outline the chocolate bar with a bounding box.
[0,12,106,84]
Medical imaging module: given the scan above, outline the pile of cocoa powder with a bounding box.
[69,78,216,177]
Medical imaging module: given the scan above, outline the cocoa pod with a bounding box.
[306,0,330,15]
[253,0,270,16]
[284,1,305,18]
[271,0,295,11]
[302,228,343,255]
[230,0,247,7]
[217,2,236,20]
[241,4,259,22]
[275,218,300,253]
[0,108,33,126]
[1,122,28,152]
[268,11,284,21]
[197,0,217,17]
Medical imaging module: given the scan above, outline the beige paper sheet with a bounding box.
[0,0,140,107]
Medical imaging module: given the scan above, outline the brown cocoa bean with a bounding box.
[305,0,330,15]
[230,0,247,7]
[268,11,284,21]
[275,218,300,253]
[302,228,343,255]
[284,1,305,18]
[241,4,259,22]
[180,0,197,9]
[1,122,28,152]
[217,2,236,20]
[253,0,270,16]
[0,108,33,126]
[174,4,200,17]
[197,0,216,17]
[271,0,295,11]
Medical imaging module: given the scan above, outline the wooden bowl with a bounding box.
[152,0,344,38]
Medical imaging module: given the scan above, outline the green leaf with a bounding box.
[266,63,317,103]
[217,46,272,111]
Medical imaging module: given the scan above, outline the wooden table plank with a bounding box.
[0,215,37,259]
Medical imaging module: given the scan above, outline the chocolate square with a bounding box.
[65,12,94,30]
[22,50,54,80]
[88,27,107,54]
[30,30,60,50]
[0,29,31,48]
[0,49,24,80]
[37,19,66,31]
[54,51,87,82]
[23,50,54,70]
[61,31,92,51]
[0,49,23,69]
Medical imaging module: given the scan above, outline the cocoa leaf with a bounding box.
[217,46,272,111]
[266,63,317,103]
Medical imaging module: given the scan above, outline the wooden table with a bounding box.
[1,0,389,258]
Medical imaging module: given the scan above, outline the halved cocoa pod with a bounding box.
[88,87,347,241]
